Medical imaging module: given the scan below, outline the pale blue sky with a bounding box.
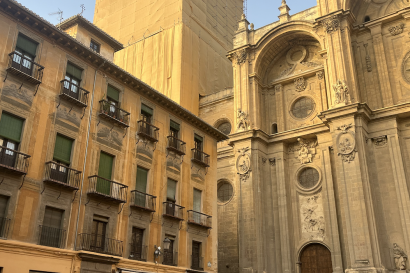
[17,0,317,29]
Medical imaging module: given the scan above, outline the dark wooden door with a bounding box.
[169,129,178,149]
[192,241,202,270]
[50,162,69,184]
[0,139,17,169]
[40,207,64,248]
[91,220,107,252]
[12,50,34,76]
[130,227,144,260]
[63,75,80,100]
[300,244,332,273]
[163,239,174,265]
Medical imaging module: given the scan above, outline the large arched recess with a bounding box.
[252,21,324,81]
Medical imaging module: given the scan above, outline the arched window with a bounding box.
[364,16,370,22]
[272,123,278,134]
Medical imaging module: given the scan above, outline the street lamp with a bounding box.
[154,237,171,261]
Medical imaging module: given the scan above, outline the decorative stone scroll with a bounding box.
[237,147,251,183]
[300,192,325,241]
[322,15,340,34]
[389,23,404,36]
[289,138,318,164]
[236,109,250,132]
[336,123,356,163]
[294,77,307,92]
[316,71,324,80]
[393,243,407,270]
[332,80,351,107]
[234,49,247,65]
[372,136,387,147]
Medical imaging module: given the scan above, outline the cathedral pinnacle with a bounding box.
[278,0,291,22]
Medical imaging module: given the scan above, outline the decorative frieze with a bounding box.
[388,23,404,36]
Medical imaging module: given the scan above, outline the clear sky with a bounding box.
[17,0,317,29]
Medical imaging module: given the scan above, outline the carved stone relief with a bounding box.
[236,109,250,132]
[234,49,247,65]
[316,71,324,80]
[372,136,387,146]
[332,80,351,107]
[336,123,356,163]
[294,77,307,92]
[96,125,123,150]
[322,15,340,34]
[389,23,404,36]
[364,44,372,72]
[289,138,318,164]
[300,192,325,241]
[1,83,33,107]
[393,243,408,270]
[56,105,81,128]
[236,147,251,183]
[401,51,410,84]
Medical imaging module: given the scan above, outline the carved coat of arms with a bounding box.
[289,138,318,164]
[294,77,307,92]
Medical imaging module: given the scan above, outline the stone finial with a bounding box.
[281,0,287,5]
[278,0,290,22]
[241,13,246,20]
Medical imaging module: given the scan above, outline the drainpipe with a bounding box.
[73,61,105,250]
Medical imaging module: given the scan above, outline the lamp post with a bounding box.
[154,237,171,262]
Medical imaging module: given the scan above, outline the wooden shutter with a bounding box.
[53,134,73,165]
[136,167,148,193]
[167,179,177,201]
[0,112,24,143]
[98,152,114,180]
[107,85,120,102]
[170,120,180,131]
[0,195,9,218]
[141,104,153,116]
[16,35,38,56]
[66,63,83,79]
[193,189,201,212]
[43,207,63,229]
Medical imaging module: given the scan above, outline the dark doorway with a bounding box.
[300,244,332,273]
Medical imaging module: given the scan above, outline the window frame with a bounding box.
[90,39,101,53]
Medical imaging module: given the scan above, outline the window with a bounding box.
[170,120,180,138]
[90,40,100,53]
[141,104,153,124]
[130,227,145,261]
[217,122,231,135]
[364,16,370,22]
[166,179,177,216]
[63,63,83,99]
[97,152,114,195]
[13,34,38,75]
[51,134,73,184]
[217,182,233,203]
[39,207,64,248]
[91,216,108,252]
[194,134,203,151]
[135,167,148,207]
[191,241,202,270]
[272,123,278,134]
[0,195,9,238]
[0,112,24,168]
[291,97,315,119]
[193,189,202,213]
[299,167,320,189]
[163,235,176,266]
[106,85,120,116]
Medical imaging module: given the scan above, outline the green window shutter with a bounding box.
[167,179,177,201]
[0,195,9,218]
[107,85,120,102]
[136,166,148,193]
[16,35,38,56]
[0,112,24,143]
[170,120,180,131]
[141,104,153,116]
[66,63,83,80]
[53,134,73,165]
[193,189,201,212]
[98,152,114,180]
[194,134,203,143]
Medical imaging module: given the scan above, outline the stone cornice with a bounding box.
[0,239,77,259]
[0,0,228,142]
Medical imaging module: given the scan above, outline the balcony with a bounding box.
[166,136,186,156]
[129,244,147,261]
[59,80,89,108]
[99,100,130,128]
[0,217,10,239]
[162,250,178,266]
[162,202,184,221]
[137,119,159,143]
[191,255,204,271]
[77,233,123,256]
[87,176,128,203]
[187,210,212,229]
[43,161,81,190]
[130,190,156,212]
[6,51,44,85]
[38,225,66,249]
[191,149,210,168]
[0,145,30,175]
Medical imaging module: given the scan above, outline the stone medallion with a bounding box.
[236,147,251,182]
[336,124,357,163]
[402,51,410,84]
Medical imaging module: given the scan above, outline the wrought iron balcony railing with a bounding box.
[191,148,210,168]
[77,233,123,256]
[163,202,184,220]
[187,210,212,229]
[43,161,81,190]
[130,190,156,212]
[162,250,178,266]
[137,119,159,143]
[191,255,204,271]
[6,51,44,85]
[166,136,186,156]
[99,100,130,127]
[129,244,147,261]
[87,176,128,203]
[60,79,89,107]
[0,145,30,175]
[0,217,10,239]
[38,225,66,249]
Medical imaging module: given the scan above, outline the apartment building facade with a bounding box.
[0,1,227,273]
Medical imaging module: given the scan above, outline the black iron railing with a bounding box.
[44,161,81,190]
[130,190,156,211]
[7,51,44,83]
[167,136,186,155]
[99,100,130,127]
[0,217,10,239]
[191,255,204,271]
[137,119,159,142]
[187,210,212,228]
[38,225,66,248]
[162,250,178,266]
[60,79,89,107]
[0,145,30,175]
[77,233,123,256]
[163,202,184,220]
[191,148,210,167]
[87,176,128,203]
[129,244,147,261]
